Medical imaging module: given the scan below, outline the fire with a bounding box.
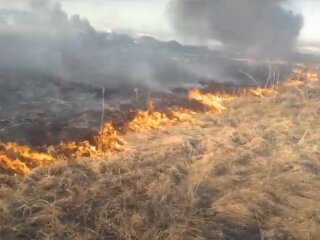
[55,141,99,160]
[188,89,231,112]
[306,71,318,82]
[127,111,172,132]
[56,107,194,159]
[283,80,305,88]
[0,106,195,175]
[0,142,54,175]
[95,123,124,152]
[126,109,195,132]
[0,123,124,175]
[56,123,123,160]
[291,65,319,82]
[244,87,277,98]
[0,155,30,176]
[169,108,197,123]
[2,69,309,176]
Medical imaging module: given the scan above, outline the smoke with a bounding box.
[0,1,304,91]
[0,1,198,90]
[169,0,304,58]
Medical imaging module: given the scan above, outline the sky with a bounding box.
[289,0,320,42]
[60,0,174,39]
[0,0,319,43]
[62,0,320,43]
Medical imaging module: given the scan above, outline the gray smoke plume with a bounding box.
[169,0,304,58]
[0,2,200,90]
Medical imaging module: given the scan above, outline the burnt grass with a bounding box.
[1,81,320,240]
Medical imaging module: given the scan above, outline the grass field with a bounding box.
[0,79,319,240]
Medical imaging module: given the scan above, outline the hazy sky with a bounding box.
[0,0,319,43]
[289,0,320,42]
[61,0,173,39]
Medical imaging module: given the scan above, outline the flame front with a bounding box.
[95,123,124,152]
[56,123,123,160]
[1,67,315,176]
[283,80,305,88]
[0,108,196,175]
[188,89,231,112]
[244,87,277,98]
[55,141,99,160]
[127,109,196,132]
[0,142,54,175]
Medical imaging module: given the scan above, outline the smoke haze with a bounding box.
[0,1,200,90]
[0,1,308,91]
[169,0,304,58]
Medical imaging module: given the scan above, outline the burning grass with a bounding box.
[0,106,197,174]
[1,77,319,240]
[47,123,124,160]
[283,79,305,88]
[126,108,196,132]
[244,87,277,98]
[57,123,122,155]
[95,123,124,152]
[0,123,124,174]
[0,142,54,175]
[188,88,233,112]
[0,74,315,176]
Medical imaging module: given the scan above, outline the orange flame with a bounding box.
[0,142,54,175]
[169,108,197,123]
[244,87,277,98]
[2,70,306,176]
[95,123,124,152]
[291,66,319,83]
[56,123,123,160]
[188,89,231,112]
[55,141,99,160]
[0,123,124,175]
[126,108,195,132]
[283,80,305,88]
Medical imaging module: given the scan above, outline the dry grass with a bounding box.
[0,81,320,240]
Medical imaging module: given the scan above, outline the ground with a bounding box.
[0,80,320,240]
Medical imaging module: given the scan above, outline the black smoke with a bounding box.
[169,0,304,58]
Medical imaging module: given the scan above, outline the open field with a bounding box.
[0,79,320,240]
